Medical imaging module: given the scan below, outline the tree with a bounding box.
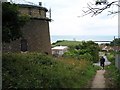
[64,41,100,62]
[2,2,30,43]
[81,0,120,17]
[110,38,120,46]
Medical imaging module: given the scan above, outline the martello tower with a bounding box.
[3,2,52,55]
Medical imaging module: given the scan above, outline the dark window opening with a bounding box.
[39,9,41,15]
[28,8,32,15]
[44,52,48,55]
[21,39,28,52]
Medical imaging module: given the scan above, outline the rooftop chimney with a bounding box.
[39,2,42,6]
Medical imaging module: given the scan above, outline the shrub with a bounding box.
[105,52,120,88]
[2,53,97,88]
[63,41,99,63]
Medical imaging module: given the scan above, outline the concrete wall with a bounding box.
[115,54,120,70]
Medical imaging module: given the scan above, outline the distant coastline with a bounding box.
[50,35,118,44]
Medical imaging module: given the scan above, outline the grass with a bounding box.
[2,53,97,88]
[52,40,81,47]
[105,64,120,88]
[105,52,120,88]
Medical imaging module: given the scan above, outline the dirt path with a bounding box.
[91,70,106,89]
[91,54,110,89]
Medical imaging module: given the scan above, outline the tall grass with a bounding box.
[2,53,97,88]
[105,52,120,88]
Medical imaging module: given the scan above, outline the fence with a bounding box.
[115,54,120,71]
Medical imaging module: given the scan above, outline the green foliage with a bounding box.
[3,53,97,88]
[63,41,99,63]
[105,64,120,88]
[2,2,30,43]
[80,53,93,61]
[52,40,81,47]
[107,52,115,63]
[110,38,120,46]
[105,52,120,88]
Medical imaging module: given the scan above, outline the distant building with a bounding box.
[2,2,52,55]
[113,46,120,52]
[102,46,113,52]
[52,46,68,56]
[100,44,120,52]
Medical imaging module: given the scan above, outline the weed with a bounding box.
[2,53,97,88]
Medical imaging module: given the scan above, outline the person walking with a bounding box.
[100,56,105,69]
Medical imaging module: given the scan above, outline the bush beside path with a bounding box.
[91,54,111,88]
[2,53,97,88]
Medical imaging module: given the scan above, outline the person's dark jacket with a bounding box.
[100,57,105,64]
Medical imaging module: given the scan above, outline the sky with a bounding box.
[10,0,118,36]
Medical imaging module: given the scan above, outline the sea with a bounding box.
[50,35,118,44]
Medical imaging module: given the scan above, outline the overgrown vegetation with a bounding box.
[2,2,30,43]
[105,52,120,88]
[2,53,97,88]
[53,40,100,63]
[52,40,82,48]
[110,38,120,46]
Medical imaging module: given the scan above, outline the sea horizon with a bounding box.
[50,35,118,44]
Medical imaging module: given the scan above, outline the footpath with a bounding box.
[91,70,106,88]
[91,55,111,89]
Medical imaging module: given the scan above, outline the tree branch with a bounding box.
[81,1,120,17]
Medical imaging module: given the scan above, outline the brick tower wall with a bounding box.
[2,3,52,55]
[22,19,52,54]
[2,19,52,55]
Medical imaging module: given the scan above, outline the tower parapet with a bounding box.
[18,3,51,21]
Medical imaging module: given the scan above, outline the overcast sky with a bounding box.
[11,0,118,36]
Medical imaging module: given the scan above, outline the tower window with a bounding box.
[28,8,32,15]
[21,39,28,52]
